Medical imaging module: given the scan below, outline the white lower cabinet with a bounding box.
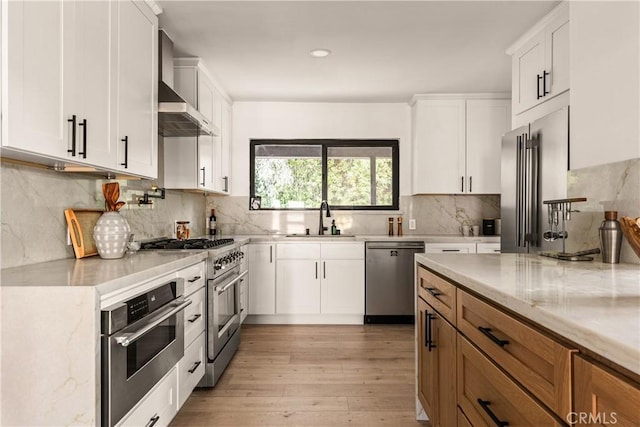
[248,243,276,315]
[425,243,477,254]
[476,243,501,253]
[177,332,206,408]
[116,367,178,427]
[275,242,364,317]
[183,287,206,347]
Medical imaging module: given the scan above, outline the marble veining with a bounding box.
[416,253,640,375]
[206,194,500,236]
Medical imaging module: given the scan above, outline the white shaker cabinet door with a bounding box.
[248,244,276,315]
[512,31,545,115]
[465,100,511,194]
[276,260,321,314]
[413,100,466,194]
[114,0,157,178]
[545,12,570,99]
[321,259,364,315]
[3,0,72,159]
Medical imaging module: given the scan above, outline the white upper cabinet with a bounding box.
[166,59,231,194]
[2,0,158,179]
[510,2,569,115]
[114,0,158,178]
[412,96,510,195]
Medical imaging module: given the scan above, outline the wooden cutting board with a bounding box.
[64,209,104,258]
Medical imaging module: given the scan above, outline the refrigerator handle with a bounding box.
[515,135,522,248]
[527,135,540,246]
[520,133,528,247]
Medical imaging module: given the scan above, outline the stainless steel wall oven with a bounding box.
[101,278,191,427]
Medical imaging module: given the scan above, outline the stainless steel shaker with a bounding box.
[599,211,623,263]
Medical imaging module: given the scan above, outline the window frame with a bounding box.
[250,139,400,211]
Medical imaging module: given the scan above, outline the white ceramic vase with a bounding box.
[93,211,131,259]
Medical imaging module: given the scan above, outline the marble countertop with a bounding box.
[233,234,500,243]
[0,250,208,295]
[415,253,640,375]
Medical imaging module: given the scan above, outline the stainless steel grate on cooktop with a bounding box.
[139,238,234,250]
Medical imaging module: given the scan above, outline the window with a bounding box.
[250,139,399,210]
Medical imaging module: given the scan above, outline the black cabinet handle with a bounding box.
[315,262,318,279]
[223,176,229,192]
[188,360,202,374]
[426,312,436,351]
[270,246,273,263]
[188,276,202,283]
[145,415,160,427]
[78,119,87,158]
[200,167,206,186]
[461,176,464,192]
[188,313,202,323]
[67,115,77,156]
[426,287,442,298]
[543,70,550,96]
[424,309,430,348]
[121,136,128,168]
[536,74,543,99]
[442,249,461,252]
[478,326,510,347]
[469,176,472,193]
[323,261,326,279]
[477,399,509,427]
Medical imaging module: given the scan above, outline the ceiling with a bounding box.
[158,1,559,103]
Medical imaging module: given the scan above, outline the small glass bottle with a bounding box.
[331,220,337,235]
[599,211,623,263]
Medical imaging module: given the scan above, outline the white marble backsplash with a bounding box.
[565,158,640,264]
[205,194,500,236]
[0,161,206,269]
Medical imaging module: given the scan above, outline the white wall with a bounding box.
[570,1,640,169]
[230,102,412,196]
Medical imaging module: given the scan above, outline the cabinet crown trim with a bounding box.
[409,93,511,106]
[505,1,569,55]
[173,57,233,104]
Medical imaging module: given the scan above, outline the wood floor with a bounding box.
[171,324,427,426]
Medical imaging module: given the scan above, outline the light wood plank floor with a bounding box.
[171,324,428,426]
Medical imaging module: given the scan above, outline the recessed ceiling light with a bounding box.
[310,48,332,58]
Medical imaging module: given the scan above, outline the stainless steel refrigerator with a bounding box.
[500,107,569,253]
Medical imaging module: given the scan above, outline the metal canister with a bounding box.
[599,211,623,263]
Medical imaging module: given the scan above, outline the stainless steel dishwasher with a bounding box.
[365,241,425,323]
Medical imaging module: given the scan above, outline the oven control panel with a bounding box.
[213,249,245,274]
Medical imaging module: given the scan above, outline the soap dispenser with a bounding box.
[331,220,337,235]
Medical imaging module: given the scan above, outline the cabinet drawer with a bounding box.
[457,335,562,427]
[476,243,501,254]
[116,367,178,427]
[184,287,206,348]
[276,243,321,259]
[321,242,364,260]
[458,408,473,427]
[417,266,456,324]
[457,289,574,417]
[425,243,475,254]
[179,262,206,297]
[178,332,206,408]
[574,355,640,427]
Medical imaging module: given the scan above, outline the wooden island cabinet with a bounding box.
[416,263,640,427]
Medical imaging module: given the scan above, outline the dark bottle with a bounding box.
[209,209,217,236]
[331,220,337,235]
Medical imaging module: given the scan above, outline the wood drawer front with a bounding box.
[457,289,573,417]
[184,287,206,348]
[457,335,562,427]
[179,262,205,297]
[417,266,456,324]
[458,408,473,427]
[574,355,640,427]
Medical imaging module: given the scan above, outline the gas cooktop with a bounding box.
[140,238,234,250]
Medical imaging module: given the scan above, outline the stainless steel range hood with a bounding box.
[158,30,219,137]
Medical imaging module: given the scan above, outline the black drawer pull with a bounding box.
[188,275,202,283]
[477,399,509,427]
[188,360,202,374]
[188,313,202,323]
[478,326,510,347]
[145,414,160,427]
[426,287,442,298]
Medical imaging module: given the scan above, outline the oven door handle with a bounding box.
[214,270,248,294]
[114,298,192,347]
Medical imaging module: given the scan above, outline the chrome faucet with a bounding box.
[318,200,332,235]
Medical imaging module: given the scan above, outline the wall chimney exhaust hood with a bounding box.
[158,30,219,137]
